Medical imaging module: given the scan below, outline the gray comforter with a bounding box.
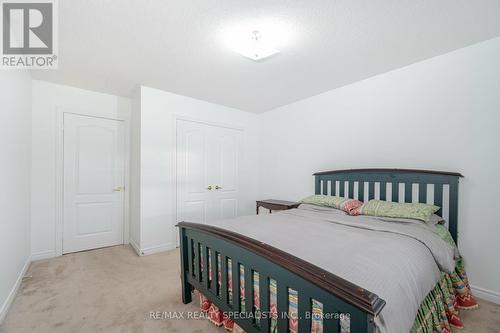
[208,205,457,333]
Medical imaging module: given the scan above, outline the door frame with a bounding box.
[55,107,131,256]
[172,115,244,247]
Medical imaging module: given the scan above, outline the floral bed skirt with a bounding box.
[411,258,478,333]
[195,249,477,333]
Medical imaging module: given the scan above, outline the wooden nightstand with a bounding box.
[256,199,300,214]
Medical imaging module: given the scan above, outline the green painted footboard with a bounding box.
[178,222,384,333]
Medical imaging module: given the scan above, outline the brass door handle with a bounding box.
[206,185,213,190]
[215,185,222,190]
[112,186,123,192]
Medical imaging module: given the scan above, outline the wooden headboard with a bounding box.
[313,168,463,243]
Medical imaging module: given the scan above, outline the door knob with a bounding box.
[215,185,222,190]
[112,186,123,192]
[206,185,213,190]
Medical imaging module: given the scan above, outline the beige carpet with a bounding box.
[1,245,498,333]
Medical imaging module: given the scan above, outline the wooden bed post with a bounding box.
[179,227,192,304]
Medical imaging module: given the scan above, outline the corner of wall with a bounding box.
[129,86,142,250]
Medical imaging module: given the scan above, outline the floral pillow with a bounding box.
[342,199,363,215]
[301,195,363,215]
[353,200,439,223]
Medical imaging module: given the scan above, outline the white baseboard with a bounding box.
[129,239,141,256]
[30,250,56,261]
[471,285,500,305]
[139,242,175,256]
[0,256,31,324]
[125,239,175,257]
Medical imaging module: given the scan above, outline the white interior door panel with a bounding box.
[63,113,125,254]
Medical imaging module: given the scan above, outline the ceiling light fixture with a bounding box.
[235,30,279,61]
[219,18,293,62]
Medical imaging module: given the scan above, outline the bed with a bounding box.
[177,169,472,333]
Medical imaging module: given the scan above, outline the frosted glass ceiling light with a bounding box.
[219,19,292,61]
[235,30,279,61]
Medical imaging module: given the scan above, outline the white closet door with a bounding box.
[176,120,241,226]
[176,120,212,224]
[63,113,125,254]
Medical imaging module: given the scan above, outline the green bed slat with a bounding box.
[188,238,194,278]
[449,181,459,243]
[404,183,412,203]
[379,182,387,201]
[298,294,311,333]
[259,276,270,333]
[244,267,254,323]
[195,242,204,282]
[202,244,209,286]
[330,181,336,196]
[221,256,228,303]
[232,261,240,312]
[339,181,345,197]
[322,180,328,195]
[277,283,288,333]
[392,182,399,202]
[358,182,365,201]
[419,183,427,203]
[215,253,221,296]
[203,246,210,290]
[209,248,216,293]
[368,182,375,200]
[348,181,354,199]
[192,240,198,279]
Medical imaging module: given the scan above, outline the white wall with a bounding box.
[258,37,500,300]
[133,86,259,254]
[0,71,32,321]
[30,81,131,259]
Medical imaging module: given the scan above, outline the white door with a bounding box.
[176,120,241,227]
[63,113,125,254]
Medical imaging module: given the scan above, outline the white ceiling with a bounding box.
[32,0,500,113]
